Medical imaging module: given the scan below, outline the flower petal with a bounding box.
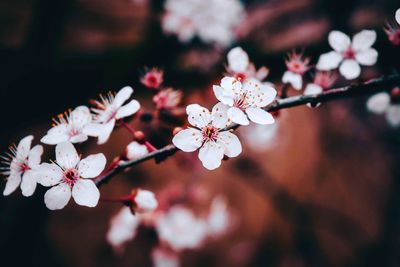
[198,142,224,170]
[44,183,71,210]
[56,141,80,169]
[41,124,69,145]
[134,189,158,213]
[211,102,230,128]
[366,93,390,114]
[352,30,376,51]
[115,100,141,119]
[37,163,64,186]
[72,179,100,207]
[28,145,43,168]
[186,104,211,128]
[339,59,361,80]
[355,48,378,66]
[282,71,302,90]
[218,131,242,158]
[113,86,133,108]
[386,105,400,127]
[69,134,88,143]
[126,141,149,160]
[256,83,277,107]
[213,85,234,106]
[17,135,33,160]
[396,8,400,25]
[3,173,21,196]
[220,76,242,93]
[316,51,343,70]
[227,47,249,73]
[304,84,323,95]
[172,128,202,152]
[21,170,37,197]
[328,30,351,52]
[78,153,107,178]
[227,107,249,125]
[246,107,275,125]
[83,120,115,145]
[70,106,92,129]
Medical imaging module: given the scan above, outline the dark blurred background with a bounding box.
[1,0,400,266]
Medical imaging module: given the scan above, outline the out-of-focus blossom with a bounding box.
[125,141,149,160]
[152,247,180,267]
[156,206,208,251]
[141,68,164,90]
[37,142,106,210]
[396,8,400,24]
[207,197,233,237]
[367,91,400,127]
[213,77,276,125]
[107,206,140,250]
[304,71,337,107]
[282,52,311,90]
[84,86,141,144]
[239,121,279,152]
[41,106,92,145]
[2,135,43,196]
[133,189,158,213]
[317,30,378,80]
[162,0,245,47]
[172,103,242,170]
[384,9,400,46]
[153,88,183,110]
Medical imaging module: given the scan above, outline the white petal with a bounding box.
[113,86,133,108]
[17,135,33,160]
[257,83,277,107]
[352,30,376,51]
[396,8,400,25]
[304,84,323,95]
[69,133,88,143]
[28,145,43,168]
[37,163,64,186]
[115,99,140,119]
[211,102,230,128]
[44,183,71,210]
[198,142,224,170]
[21,170,37,197]
[213,85,234,106]
[172,128,202,152]
[72,179,100,207]
[41,124,69,145]
[218,131,242,158]
[282,71,302,90]
[366,93,390,114]
[126,141,149,160]
[56,142,80,169]
[246,107,275,125]
[339,59,361,80]
[134,190,158,213]
[3,173,21,196]
[70,106,92,129]
[186,104,211,128]
[83,120,115,145]
[328,30,351,52]
[316,51,343,70]
[386,105,400,127]
[220,76,242,93]
[355,48,378,66]
[78,153,107,178]
[227,107,249,125]
[227,47,249,73]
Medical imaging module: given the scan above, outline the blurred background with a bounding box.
[1,0,400,266]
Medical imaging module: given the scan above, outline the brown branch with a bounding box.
[94,74,400,187]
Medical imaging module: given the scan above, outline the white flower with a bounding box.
[152,247,180,267]
[316,30,378,80]
[2,135,43,196]
[106,207,140,250]
[134,189,158,213]
[207,197,232,237]
[84,86,141,145]
[172,103,242,170]
[396,8,400,25]
[156,206,208,251]
[281,52,311,90]
[37,142,106,210]
[240,122,279,152]
[41,106,92,145]
[367,92,400,127]
[125,141,149,160]
[213,77,276,125]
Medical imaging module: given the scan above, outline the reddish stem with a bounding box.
[121,121,157,152]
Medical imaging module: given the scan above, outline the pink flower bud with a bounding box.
[141,68,164,89]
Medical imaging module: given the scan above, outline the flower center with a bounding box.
[19,161,30,173]
[63,169,79,186]
[201,125,219,142]
[343,48,355,59]
[234,73,247,81]
[234,93,248,110]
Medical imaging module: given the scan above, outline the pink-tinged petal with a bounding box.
[227,107,249,125]
[83,121,115,145]
[257,83,277,107]
[113,86,133,108]
[17,135,33,160]
[352,30,376,51]
[386,105,400,127]
[69,134,88,143]
[172,128,202,152]
[213,85,234,106]
[304,84,323,95]
[37,163,63,186]
[246,107,275,125]
[339,59,361,80]
[218,131,242,158]
[211,102,230,128]
[355,48,378,66]
[78,153,106,178]
[328,31,351,52]
[21,170,37,197]
[72,179,100,207]
[70,106,92,128]
[316,51,343,70]
[28,145,43,168]
[186,104,211,128]
[198,142,224,170]
[366,93,390,114]
[396,8,400,25]
[56,142,80,169]
[115,99,140,119]
[41,124,69,145]
[3,173,21,196]
[44,183,71,210]
[282,71,302,90]
[227,47,249,73]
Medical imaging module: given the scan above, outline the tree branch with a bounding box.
[94,74,400,187]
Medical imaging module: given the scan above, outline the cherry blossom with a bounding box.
[133,189,158,213]
[240,122,279,152]
[366,92,400,127]
[384,9,400,45]
[84,86,141,145]
[1,135,43,196]
[396,8,400,24]
[304,71,337,107]
[153,88,183,110]
[141,68,164,89]
[37,142,106,210]
[172,103,242,170]
[282,52,311,90]
[125,141,149,160]
[227,47,269,82]
[41,106,92,145]
[316,30,378,80]
[152,247,180,267]
[207,197,233,237]
[213,77,277,125]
